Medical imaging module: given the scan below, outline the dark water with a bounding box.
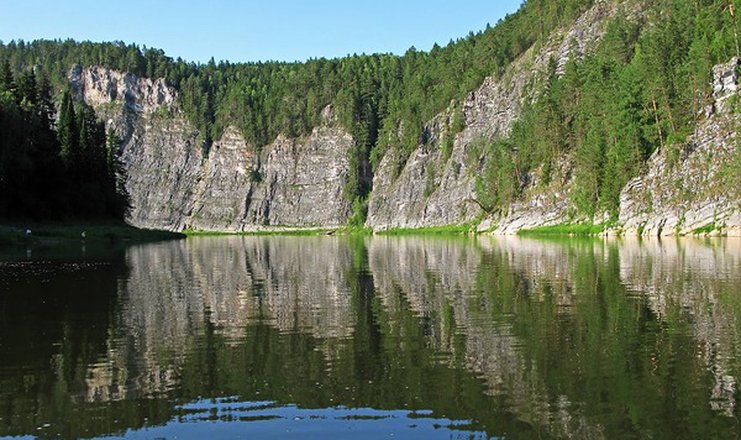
[1,236,740,439]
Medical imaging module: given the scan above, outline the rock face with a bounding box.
[72,69,352,231]
[69,1,738,235]
[243,128,352,228]
[366,0,624,229]
[618,58,740,236]
[70,65,177,113]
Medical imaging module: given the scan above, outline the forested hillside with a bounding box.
[0,0,738,228]
[478,0,740,218]
[0,0,595,220]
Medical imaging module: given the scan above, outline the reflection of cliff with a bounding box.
[617,238,741,416]
[367,236,604,439]
[84,237,356,402]
[368,236,741,436]
[487,237,741,425]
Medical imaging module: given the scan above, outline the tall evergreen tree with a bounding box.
[35,72,55,127]
[16,70,37,106]
[57,89,78,163]
[0,59,14,96]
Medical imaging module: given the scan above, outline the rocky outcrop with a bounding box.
[366,1,625,230]
[186,127,254,231]
[618,58,740,236]
[487,156,575,234]
[242,127,352,228]
[184,125,353,231]
[69,2,737,235]
[72,68,353,231]
[70,64,177,113]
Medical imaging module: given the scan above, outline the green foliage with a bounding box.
[497,0,740,219]
[0,0,595,211]
[450,105,466,134]
[517,223,605,235]
[0,62,128,221]
[185,228,335,236]
[0,0,735,225]
[637,223,646,236]
[377,225,475,235]
[249,169,263,183]
[691,223,718,235]
[440,105,465,165]
[347,197,368,228]
[474,139,519,214]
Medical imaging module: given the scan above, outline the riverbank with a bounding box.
[183,225,375,237]
[171,221,741,239]
[0,223,185,247]
[183,224,482,237]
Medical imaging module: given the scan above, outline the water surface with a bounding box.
[1,236,740,439]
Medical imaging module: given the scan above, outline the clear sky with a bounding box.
[0,0,524,63]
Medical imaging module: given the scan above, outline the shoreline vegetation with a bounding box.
[1,222,728,247]
[516,224,606,236]
[0,222,184,247]
[183,222,731,237]
[183,224,474,237]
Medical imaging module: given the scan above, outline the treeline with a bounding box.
[0,60,128,220]
[475,0,740,219]
[0,0,594,220]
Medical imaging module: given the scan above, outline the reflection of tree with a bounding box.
[0,248,137,439]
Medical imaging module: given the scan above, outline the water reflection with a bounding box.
[1,236,740,439]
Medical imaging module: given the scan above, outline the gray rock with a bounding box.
[72,65,352,232]
[618,58,740,237]
[367,0,624,230]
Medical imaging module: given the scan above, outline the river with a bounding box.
[1,236,740,439]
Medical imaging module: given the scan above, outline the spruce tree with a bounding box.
[16,70,37,106]
[35,72,55,128]
[105,128,121,174]
[57,89,78,163]
[0,59,14,96]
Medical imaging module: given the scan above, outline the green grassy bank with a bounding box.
[516,224,606,236]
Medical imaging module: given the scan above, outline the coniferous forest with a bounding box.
[0,59,128,220]
[0,0,738,223]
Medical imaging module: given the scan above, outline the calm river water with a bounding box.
[1,236,740,439]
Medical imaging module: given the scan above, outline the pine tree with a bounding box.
[35,72,55,128]
[57,89,78,163]
[16,70,37,106]
[0,59,14,96]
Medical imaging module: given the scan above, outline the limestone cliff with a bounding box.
[72,67,352,231]
[367,0,625,230]
[69,1,738,235]
[618,58,740,237]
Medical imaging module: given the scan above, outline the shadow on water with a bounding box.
[0,236,740,439]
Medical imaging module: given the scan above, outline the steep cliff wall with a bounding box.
[72,67,353,231]
[618,58,740,236]
[69,1,738,235]
[366,1,625,229]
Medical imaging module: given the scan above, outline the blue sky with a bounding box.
[0,0,523,63]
